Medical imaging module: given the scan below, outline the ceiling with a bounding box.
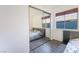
[32,5,79,13]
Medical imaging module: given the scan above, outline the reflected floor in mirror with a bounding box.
[30,37,66,53]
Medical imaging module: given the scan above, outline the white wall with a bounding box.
[29,7,42,30]
[70,31,79,39]
[0,6,29,52]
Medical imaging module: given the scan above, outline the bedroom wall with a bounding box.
[0,6,29,52]
[29,7,42,30]
[70,31,79,39]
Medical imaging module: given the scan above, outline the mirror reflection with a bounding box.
[29,6,51,53]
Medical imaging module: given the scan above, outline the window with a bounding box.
[56,21,64,28]
[56,8,78,29]
[65,20,77,29]
[42,16,51,28]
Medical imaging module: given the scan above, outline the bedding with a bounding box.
[64,38,79,53]
[30,28,45,41]
[30,31,42,41]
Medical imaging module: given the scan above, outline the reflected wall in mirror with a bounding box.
[29,6,43,31]
[42,12,51,39]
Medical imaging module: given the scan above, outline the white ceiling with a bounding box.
[32,5,79,13]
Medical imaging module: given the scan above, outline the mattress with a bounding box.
[30,31,42,41]
[64,38,79,53]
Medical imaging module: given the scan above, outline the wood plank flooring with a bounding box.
[30,38,66,53]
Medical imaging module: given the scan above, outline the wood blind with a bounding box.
[42,16,50,19]
[56,8,78,16]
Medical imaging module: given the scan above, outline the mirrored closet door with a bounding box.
[42,12,51,39]
[29,6,51,42]
[29,6,51,52]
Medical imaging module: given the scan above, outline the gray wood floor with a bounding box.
[30,38,66,53]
